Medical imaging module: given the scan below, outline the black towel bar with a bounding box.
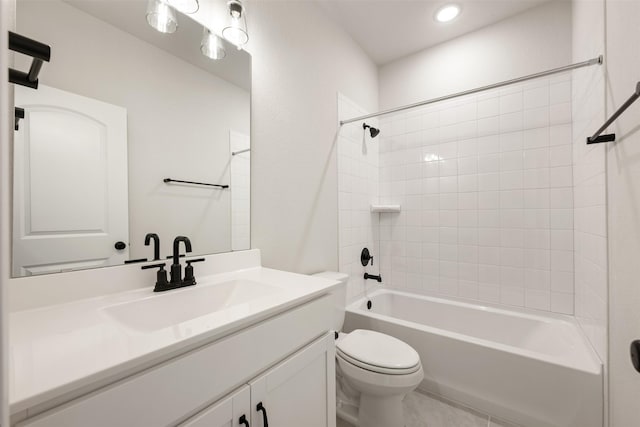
[8,31,51,89]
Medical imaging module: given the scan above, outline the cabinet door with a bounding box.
[250,333,336,427]
[179,386,250,427]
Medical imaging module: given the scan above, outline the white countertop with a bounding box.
[9,267,339,413]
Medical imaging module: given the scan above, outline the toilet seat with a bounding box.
[336,330,421,375]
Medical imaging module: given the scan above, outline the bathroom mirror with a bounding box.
[11,0,251,277]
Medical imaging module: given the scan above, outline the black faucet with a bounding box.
[170,236,192,285]
[145,233,160,261]
[364,273,382,283]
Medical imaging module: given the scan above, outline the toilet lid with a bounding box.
[336,330,420,372]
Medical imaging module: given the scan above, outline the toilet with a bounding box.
[313,272,423,427]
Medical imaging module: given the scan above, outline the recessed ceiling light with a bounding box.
[435,4,461,23]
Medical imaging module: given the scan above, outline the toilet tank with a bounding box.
[312,271,348,331]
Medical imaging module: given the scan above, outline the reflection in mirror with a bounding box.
[12,0,251,277]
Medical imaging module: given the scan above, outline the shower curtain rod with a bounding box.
[339,55,603,126]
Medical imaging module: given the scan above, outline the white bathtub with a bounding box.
[344,289,603,427]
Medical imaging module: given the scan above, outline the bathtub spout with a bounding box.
[364,273,382,282]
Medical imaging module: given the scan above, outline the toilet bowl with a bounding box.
[312,272,423,427]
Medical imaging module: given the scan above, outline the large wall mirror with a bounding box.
[12,0,251,277]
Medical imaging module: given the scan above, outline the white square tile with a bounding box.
[458,157,478,175]
[479,209,500,227]
[440,260,458,277]
[550,188,573,208]
[477,116,500,136]
[500,171,524,190]
[525,289,551,310]
[550,124,572,146]
[500,92,523,114]
[479,228,501,247]
[551,230,573,251]
[524,189,550,209]
[550,81,571,105]
[478,154,500,173]
[500,190,524,209]
[478,191,500,209]
[459,262,479,281]
[477,135,500,154]
[458,192,478,210]
[501,247,523,267]
[524,248,550,270]
[500,209,524,228]
[458,174,478,192]
[551,250,573,272]
[439,210,458,227]
[439,176,458,193]
[458,227,479,244]
[551,292,573,314]
[500,285,525,306]
[500,111,523,133]
[479,264,500,284]
[550,209,573,229]
[479,173,500,191]
[523,148,550,169]
[458,138,478,157]
[501,228,524,248]
[524,228,550,249]
[477,97,499,118]
[458,210,478,227]
[523,128,549,149]
[479,246,500,265]
[524,85,549,109]
[551,271,573,293]
[550,102,572,125]
[523,106,550,129]
[549,145,572,167]
[525,269,551,290]
[500,151,524,171]
[500,131,524,152]
[523,168,550,189]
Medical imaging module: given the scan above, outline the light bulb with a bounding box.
[435,4,460,23]
[146,0,178,33]
[201,28,226,60]
[222,0,249,47]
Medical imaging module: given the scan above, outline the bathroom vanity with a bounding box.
[9,250,339,427]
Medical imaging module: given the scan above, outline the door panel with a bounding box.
[13,84,129,276]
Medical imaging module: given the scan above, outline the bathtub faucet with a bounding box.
[364,273,382,283]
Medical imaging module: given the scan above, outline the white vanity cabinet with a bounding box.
[180,334,335,427]
[15,295,336,427]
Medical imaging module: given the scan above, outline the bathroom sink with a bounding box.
[103,279,281,332]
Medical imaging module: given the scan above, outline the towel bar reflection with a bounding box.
[232,148,250,156]
[163,178,229,189]
[587,81,640,144]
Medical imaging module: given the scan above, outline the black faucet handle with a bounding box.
[141,262,166,270]
[166,254,186,260]
[183,258,205,286]
[186,258,205,265]
[141,263,170,292]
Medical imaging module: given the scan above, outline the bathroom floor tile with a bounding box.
[404,391,489,427]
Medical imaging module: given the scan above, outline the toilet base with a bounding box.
[359,394,405,427]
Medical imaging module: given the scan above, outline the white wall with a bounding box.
[605,0,640,424]
[379,1,572,110]
[16,0,250,261]
[247,2,378,274]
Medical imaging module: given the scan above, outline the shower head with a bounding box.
[363,123,380,138]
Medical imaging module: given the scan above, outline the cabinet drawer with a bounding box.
[17,296,331,427]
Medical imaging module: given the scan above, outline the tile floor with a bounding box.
[337,390,520,427]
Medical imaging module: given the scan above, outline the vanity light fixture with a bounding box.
[435,4,461,23]
[146,0,178,34]
[201,28,226,60]
[222,0,249,49]
[167,0,199,14]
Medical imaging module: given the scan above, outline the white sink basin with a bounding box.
[103,279,281,332]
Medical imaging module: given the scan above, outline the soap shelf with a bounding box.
[370,204,401,213]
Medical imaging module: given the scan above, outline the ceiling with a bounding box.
[317,0,553,65]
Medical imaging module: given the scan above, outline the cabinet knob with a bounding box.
[239,414,250,427]
[256,402,269,427]
[114,241,127,250]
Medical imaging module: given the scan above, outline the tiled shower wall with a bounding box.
[337,94,380,302]
[572,0,607,362]
[377,76,575,314]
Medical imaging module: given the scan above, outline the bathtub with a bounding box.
[343,289,603,427]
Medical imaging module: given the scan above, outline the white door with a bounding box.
[250,334,336,427]
[179,386,250,427]
[13,84,129,276]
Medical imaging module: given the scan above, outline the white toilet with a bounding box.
[313,272,424,427]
